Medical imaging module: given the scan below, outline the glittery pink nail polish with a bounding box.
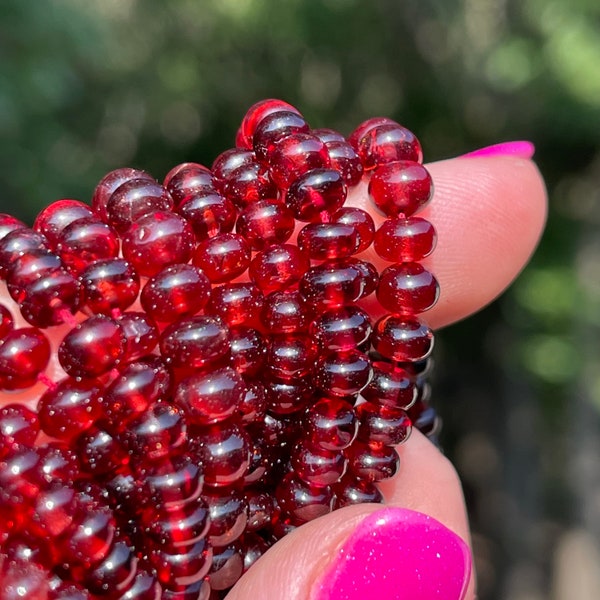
[460,140,535,159]
[312,507,471,600]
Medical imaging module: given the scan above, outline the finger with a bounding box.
[350,155,548,329]
[226,431,474,600]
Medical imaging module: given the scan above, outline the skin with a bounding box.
[0,153,547,598]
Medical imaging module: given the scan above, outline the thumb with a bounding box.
[226,432,474,600]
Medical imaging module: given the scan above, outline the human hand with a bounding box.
[225,144,547,600]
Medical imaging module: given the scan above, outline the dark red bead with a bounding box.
[268,133,330,188]
[177,189,236,240]
[290,441,346,487]
[114,570,160,600]
[0,404,39,452]
[192,233,251,283]
[345,440,399,481]
[212,148,255,190]
[237,99,302,149]
[347,117,397,149]
[149,538,212,589]
[333,473,383,508]
[58,315,126,378]
[222,160,277,209]
[160,315,230,370]
[82,537,137,596]
[141,263,211,323]
[300,259,366,309]
[192,420,250,487]
[285,168,346,221]
[80,258,140,315]
[376,262,439,314]
[207,283,264,327]
[252,110,310,163]
[315,349,372,397]
[238,380,267,424]
[265,377,314,415]
[311,128,346,144]
[353,122,423,169]
[275,472,334,523]
[371,315,434,362]
[38,378,103,441]
[202,487,248,547]
[209,543,244,591]
[332,207,375,253]
[160,579,211,600]
[164,163,214,206]
[305,397,357,451]
[249,243,310,294]
[356,401,412,446]
[368,160,433,217]
[92,168,154,222]
[174,366,245,425]
[362,362,416,409]
[297,222,360,260]
[0,228,48,277]
[260,290,312,334]
[310,305,372,351]
[374,216,436,262]
[76,426,129,475]
[0,213,27,241]
[0,303,14,338]
[229,327,267,377]
[244,489,275,532]
[35,442,80,485]
[266,334,316,382]
[236,200,295,250]
[0,328,50,390]
[324,140,364,187]
[106,178,174,233]
[33,199,95,249]
[0,444,42,499]
[114,312,158,362]
[0,560,51,599]
[122,210,196,278]
[6,249,62,303]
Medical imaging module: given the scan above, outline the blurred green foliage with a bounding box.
[1,1,599,598]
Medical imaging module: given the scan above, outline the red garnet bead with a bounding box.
[323,140,364,187]
[92,168,154,222]
[0,213,27,241]
[297,222,360,260]
[371,315,434,362]
[362,361,416,410]
[56,217,120,274]
[0,328,50,390]
[352,121,423,169]
[237,99,301,149]
[117,311,160,361]
[252,110,310,164]
[315,349,373,397]
[164,162,215,206]
[238,380,267,423]
[106,178,174,233]
[305,397,357,451]
[193,233,251,283]
[0,304,13,338]
[333,473,383,507]
[249,243,310,294]
[221,160,277,209]
[368,160,433,217]
[202,488,248,547]
[0,228,48,277]
[122,210,196,278]
[174,366,245,425]
[374,216,436,262]
[6,248,63,302]
[80,258,140,316]
[376,262,439,315]
[0,404,39,451]
[347,116,397,148]
[229,327,267,377]
[159,315,230,370]
[290,441,346,487]
[58,315,126,378]
[37,378,103,441]
[260,290,312,334]
[310,305,372,351]
[207,283,264,327]
[275,472,334,523]
[332,207,375,253]
[177,189,237,240]
[212,148,255,190]
[265,377,314,415]
[76,425,128,475]
[140,263,211,323]
[268,132,330,189]
[285,168,347,222]
[265,334,316,382]
[355,401,412,446]
[345,440,400,482]
[33,199,95,248]
[235,200,295,250]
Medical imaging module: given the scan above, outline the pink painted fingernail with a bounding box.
[312,507,471,600]
[461,140,535,159]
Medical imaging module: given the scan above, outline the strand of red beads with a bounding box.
[0,99,440,599]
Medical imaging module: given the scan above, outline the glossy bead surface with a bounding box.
[291,441,346,487]
[266,334,316,382]
[376,262,439,314]
[371,315,434,362]
[0,229,48,277]
[0,304,14,339]
[300,259,366,309]
[92,168,153,222]
[122,210,196,278]
[305,397,357,451]
[207,283,264,327]
[310,305,372,351]
[345,440,399,481]
[82,537,137,596]
[0,213,27,241]
[356,401,412,446]
[0,328,50,390]
[332,207,375,253]
[106,179,174,233]
[244,489,275,531]
[268,133,330,188]
[237,99,301,149]
[117,311,159,361]
[80,258,140,315]
[348,117,397,148]
[362,362,416,409]
[164,163,214,206]
[249,243,309,294]
[76,426,128,475]
[0,404,39,451]
[193,233,251,283]
[333,473,383,508]
[236,200,295,250]
[33,199,95,248]
[275,472,334,523]
[285,168,346,221]
[260,290,312,334]
[324,140,364,187]
[209,543,244,591]
[229,327,267,377]
[238,381,267,424]
[374,216,436,262]
[141,264,211,323]
[265,377,314,415]
[6,249,62,303]
[212,148,255,189]
[297,222,359,260]
[222,160,277,209]
[177,189,236,240]
[316,349,372,397]
[149,538,212,589]
[174,366,245,425]
[353,122,423,169]
[160,315,230,369]
[368,160,433,217]
[202,488,248,547]
[252,110,309,163]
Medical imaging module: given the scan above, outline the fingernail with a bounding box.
[312,507,471,600]
[460,140,535,159]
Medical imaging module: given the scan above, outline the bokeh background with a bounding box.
[1,1,599,598]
